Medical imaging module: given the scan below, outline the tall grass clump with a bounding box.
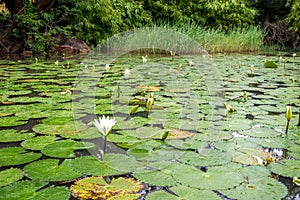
[158,22,264,53]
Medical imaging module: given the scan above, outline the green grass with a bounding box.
[159,22,265,53]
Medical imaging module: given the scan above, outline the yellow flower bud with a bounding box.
[286,106,292,121]
[146,98,154,111]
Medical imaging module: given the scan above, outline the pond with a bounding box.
[0,52,299,200]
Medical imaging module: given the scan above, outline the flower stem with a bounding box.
[103,136,107,154]
[285,120,290,135]
[297,112,300,126]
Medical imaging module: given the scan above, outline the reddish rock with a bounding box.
[53,37,91,55]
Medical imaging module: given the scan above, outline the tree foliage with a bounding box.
[0,0,298,54]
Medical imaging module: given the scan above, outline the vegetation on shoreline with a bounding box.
[0,0,299,55]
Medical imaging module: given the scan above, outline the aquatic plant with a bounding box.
[285,106,292,135]
[93,115,117,155]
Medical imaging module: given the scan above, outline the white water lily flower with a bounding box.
[124,68,130,76]
[55,60,59,65]
[142,56,147,64]
[93,115,116,136]
[105,64,111,71]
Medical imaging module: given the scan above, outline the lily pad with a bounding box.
[71,176,144,200]
[102,153,140,172]
[24,159,82,181]
[146,186,222,200]
[0,116,28,127]
[221,178,287,200]
[21,135,58,150]
[0,129,35,142]
[268,159,300,178]
[178,149,232,167]
[0,168,24,187]
[41,140,95,158]
[133,163,179,187]
[0,147,41,166]
[69,156,124,176]
[0,180,70,200]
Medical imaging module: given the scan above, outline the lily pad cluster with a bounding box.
[0,54,299,200]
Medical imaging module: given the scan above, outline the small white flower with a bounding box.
[105,64,111,71]
[93,115,116,136]
[142,56,147,64]
[55,60,59,65]
[124,68,130,76]
[292,53,296,57]
[188,60,194,66]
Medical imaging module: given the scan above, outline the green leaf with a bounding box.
[0,130,35,142]
[178,149,232,167]
[0,168,24,187]
[268,159,300,178]
[221,178,287,200]
[69,156,124,176]
[24,159,82,181]
[0,180,70,200]
[264,61,278,68]
[0,147,41,166]
[41,140,95,158]
[172,164,244,190]
[21,135,58,150]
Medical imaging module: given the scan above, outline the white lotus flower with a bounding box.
[93,115,116,136]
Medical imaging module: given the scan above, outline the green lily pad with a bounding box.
[0,168,24,187]
[268,159,300,178]
[146,186,222,200]
[172,164,244,190]
[21,135,58,150]
[24,159,82,181]
[194,130,233,141]
[0,147,42,166]
[0,130,35,142]
[264,61,278,68]
[0,116,28,127]
[69,156,124,176]
[240,126,280,138]
[41,140,95,158]
[102,153,140,173]
[0,180,70,200]
[221,178,287,200]
[133,163,179,187]
[178,149,232,167]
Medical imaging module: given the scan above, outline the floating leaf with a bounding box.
[71,176,144,200]
[70,156,124,176]
[102,153,140,173]
[194,131,233,142]
[172,164,244,190]
[0,116,28,126]
[0,130,34,142]
[133,163,179,187]
[268,159,300,178]
[264,61,278,68]
[0,147,41,166]
[221,178,287,200]
[0,180,70,200]
[0,168,24,187]
[136,85,160,91]
[41,140,95,158]
[178,149,232,167]
[24,159,82,181]
[21,135,58,150]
